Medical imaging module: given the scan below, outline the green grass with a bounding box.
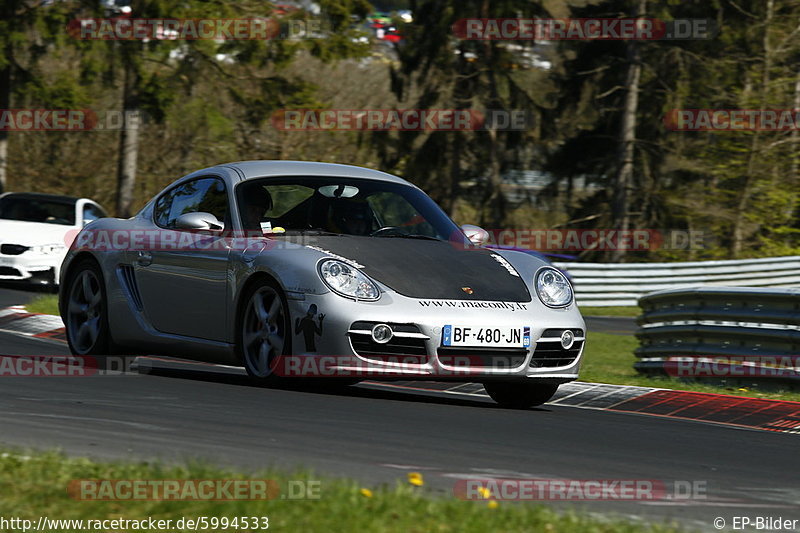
[580,331,800,402]
[24,294,60,316]
[579,306,641,317]
[0,450,683,533]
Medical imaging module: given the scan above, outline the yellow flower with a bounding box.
[477,486,492,499]
[738,387,749,391]
[487,500,499,509]
[360,488,373,498]
[407,472,424,486]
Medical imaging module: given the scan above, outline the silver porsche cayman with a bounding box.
[59,161,586,408]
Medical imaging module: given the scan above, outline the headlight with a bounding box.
[535,267,573,307]
[318,259,380,301]
[31,243,66,255]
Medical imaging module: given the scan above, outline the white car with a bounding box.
[0,192,107,285]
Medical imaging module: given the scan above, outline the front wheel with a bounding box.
[237,280,291,382]
[64,259,111,356]
[483,382,559,409]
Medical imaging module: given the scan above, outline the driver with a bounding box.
[328,198,373,236]
[239,183,273,233]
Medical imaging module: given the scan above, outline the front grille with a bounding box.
[1,244,29,255]
[0,266,22,277]
[530,340,583,368]
[349,321,429,363]
[436,347,528,369]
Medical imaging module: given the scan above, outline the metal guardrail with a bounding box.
[633,287,800,388]
[554,256,800,307]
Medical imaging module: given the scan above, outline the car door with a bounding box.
[134,176,231,341]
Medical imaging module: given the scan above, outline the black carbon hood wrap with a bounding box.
[302,235,532,302]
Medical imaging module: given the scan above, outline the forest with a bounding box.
[2,0,798,261]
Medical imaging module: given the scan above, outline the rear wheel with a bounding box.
[237,280,290,382]
[64,259,110,356]
[483,382,559,409]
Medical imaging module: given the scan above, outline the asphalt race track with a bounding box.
[0,288,798,530]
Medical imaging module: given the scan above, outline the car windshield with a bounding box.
[0,195,76,225]
[236,177,463,241]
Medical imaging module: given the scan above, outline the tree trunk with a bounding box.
[788,66,800,228]
[482,127,506,228]
[115,62,140,218]
[0,53,10,195]
[445,133,461,216]
[610,0,646,262]
[478,0,506,229]
[730,0,773,257]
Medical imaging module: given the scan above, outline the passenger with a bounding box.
[239,183,273,233]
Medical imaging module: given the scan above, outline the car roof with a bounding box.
[220,160,413,187]
[0,192,81,204]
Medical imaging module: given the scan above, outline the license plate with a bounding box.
[442,325,531,348]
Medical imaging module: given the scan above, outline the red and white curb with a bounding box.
[0,305,66,341]
[2,306,799,435]
[360,380,800,435]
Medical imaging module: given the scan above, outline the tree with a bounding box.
[610,0,646,262]
[374,0,581,228]
[0,0,74,193]
[71,0,370,217]
[549,0,800,260]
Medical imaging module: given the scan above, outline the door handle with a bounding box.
[241,240,267,263]
[136,251,153,266]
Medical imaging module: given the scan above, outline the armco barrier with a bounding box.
[553,256,800,307]
[633,287,800,388]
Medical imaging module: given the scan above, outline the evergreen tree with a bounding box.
[0,0,75,193]
[375,0,590,228]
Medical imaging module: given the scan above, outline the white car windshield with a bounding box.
[0,195,76,225]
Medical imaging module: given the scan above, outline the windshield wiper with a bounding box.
[284,228,344,236]
[375,234,442,241]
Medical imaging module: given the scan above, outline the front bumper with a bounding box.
[0,253,60,284]
[284,291,585,381]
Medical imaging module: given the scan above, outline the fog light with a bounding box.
[560,330,575,350]
[371,324,393,344]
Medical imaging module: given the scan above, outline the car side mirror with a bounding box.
[175,212,224,231]
[461,224,490,246]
